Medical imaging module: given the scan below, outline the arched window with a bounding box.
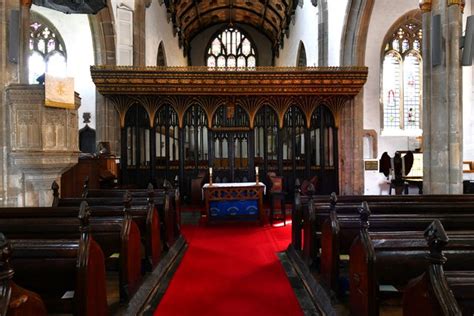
[297,41,307,66]
[157,41,167,66]
[206,27,256,68]
[29,13,67,84]
[382,14,422,134]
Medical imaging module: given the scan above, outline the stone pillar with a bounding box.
[421,0,464,194]
[133,0,146,66]
[317,0,328,66]
[19,0,31,84]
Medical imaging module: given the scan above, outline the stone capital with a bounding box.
[448,0,465,12]
[419,0,432,13]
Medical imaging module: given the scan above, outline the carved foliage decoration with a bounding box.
[237,96,269,129]
[158,95,195,128]
[108,95,135,128]
[266,96,293,128]
[323,96,350,128]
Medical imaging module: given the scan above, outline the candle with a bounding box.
[255,166,259,175]
[209,167,213,175]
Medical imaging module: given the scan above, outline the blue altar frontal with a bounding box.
[209,200,259,219]
[202,182,266,224]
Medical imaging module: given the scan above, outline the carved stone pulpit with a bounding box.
[3,84,80,206]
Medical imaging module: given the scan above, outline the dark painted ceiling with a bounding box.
[164,0,299,54]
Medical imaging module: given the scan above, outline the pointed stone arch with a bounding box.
[157,41,167,66]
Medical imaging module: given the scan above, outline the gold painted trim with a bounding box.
[419,0,432,12]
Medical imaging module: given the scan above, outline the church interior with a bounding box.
[1,0,474,315]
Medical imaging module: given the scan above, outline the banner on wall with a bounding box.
[45,74,75,109]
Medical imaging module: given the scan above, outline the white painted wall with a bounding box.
[145,1,187,66]
[362,0,419,194]
[327,0,348,66]
[274,2,318,66]
[31,5,95,130]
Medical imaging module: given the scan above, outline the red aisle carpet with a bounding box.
[154,222,303,316]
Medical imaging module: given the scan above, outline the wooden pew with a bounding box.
[349,214,474,316]
[4,203,108,315]
[0,198,142,302]
[403,223,474,316]
[53,180,179,249]
[0,233,47,316]
[320,202,474,292]
[84,181,182,244]
[292,190,474,251]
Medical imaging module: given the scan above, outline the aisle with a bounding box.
[154,222,303,316]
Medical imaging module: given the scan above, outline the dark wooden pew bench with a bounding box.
[86,185,182,246]
[1,205,109,315]
[349,218,474,316]
[304,199,474,265]
[53,181,179,250]
[0,201,142,302]
[0,233,47,316]
[403,221,474,316]
[291,190,474,252]
[320,203,474,292]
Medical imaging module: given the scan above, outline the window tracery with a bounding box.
[382,18,422,133]
[29,13,67,84]
[206,27,257,68]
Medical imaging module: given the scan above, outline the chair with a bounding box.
[270,191,287,226]
[267,172,286,225]
[267,172,283,192]
[191,171,206,205]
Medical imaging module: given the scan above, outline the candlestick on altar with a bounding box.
[209,167,213,186]
[255,166,259,184]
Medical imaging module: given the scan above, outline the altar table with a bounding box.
[202,182,266,224]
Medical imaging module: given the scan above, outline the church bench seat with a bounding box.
[0,200,142,303]
[82,184,181,246]
[301,199,474,270]
[292,190,474,252]
[320,205,474,293]
[54,186,179,251]
[2,204,108,315]
[0,234,47,316]
[349,217,474,316]
[404,270,474,316]
[292,190,474,253]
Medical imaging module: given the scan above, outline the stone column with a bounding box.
[421,0,464,194]
[133,0,146,66]
[19,0,31,83]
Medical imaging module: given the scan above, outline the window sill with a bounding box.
[380,128,422,137]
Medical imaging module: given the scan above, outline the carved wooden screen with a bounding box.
[281,105,306,192]
[124,105,150,186]
[212,104,250,182]
[254,105,278,174]
[154,105,179,181]
[183,104,209,171]
[283,106,306,169]
[310,105,338,194]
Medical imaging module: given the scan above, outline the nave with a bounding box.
[1,181,474,315]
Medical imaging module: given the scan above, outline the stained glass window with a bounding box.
[382,17,422,132]
[29,13,67,84]
[206,27,257,69]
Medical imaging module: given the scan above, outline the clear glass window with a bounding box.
[206,27,257,69]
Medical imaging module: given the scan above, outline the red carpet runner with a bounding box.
[154,222,303,316]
